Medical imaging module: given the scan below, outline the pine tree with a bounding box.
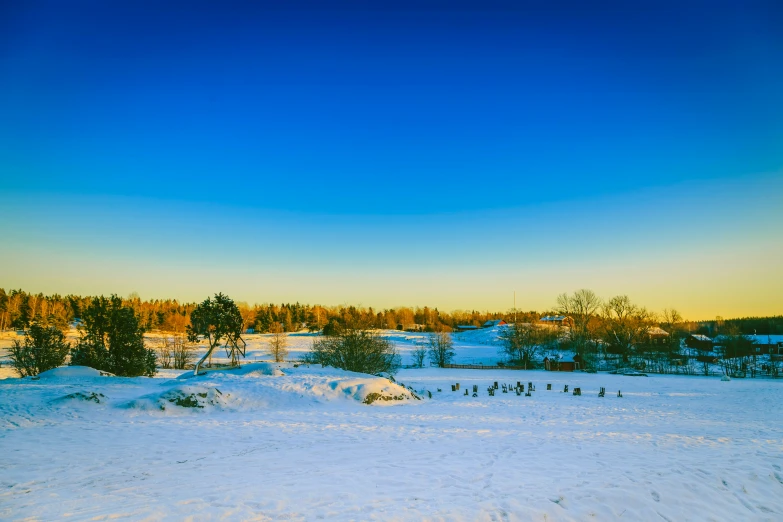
[71,296,156,376]
[187,293,245,374]
[9,323,70,377]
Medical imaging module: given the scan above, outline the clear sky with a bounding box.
[1,1,781,319]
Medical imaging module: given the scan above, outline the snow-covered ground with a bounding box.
[2,353,783,520]
[2,328,783,520]
[239,328,504,367]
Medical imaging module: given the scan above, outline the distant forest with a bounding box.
[1,288,781,336]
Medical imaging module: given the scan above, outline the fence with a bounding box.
[442,364,526,370]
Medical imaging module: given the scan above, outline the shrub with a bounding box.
[157,339,173,369]
[9,323,70,377]
[156,335,194,370]
[268,322,288,362]
[322,318,342,336]
[310,327,400,375]
[170,335,194,369]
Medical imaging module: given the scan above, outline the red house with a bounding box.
[544,354,581,372]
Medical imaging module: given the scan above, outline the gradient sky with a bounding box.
[1,1,782,319]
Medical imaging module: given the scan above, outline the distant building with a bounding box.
[544,353,582,372]
[456,325,479,331]
[483,320,507,328]
[539,315,574,328]
[745,334,783,355]
[685,334,713,351]
[646,326,671,344]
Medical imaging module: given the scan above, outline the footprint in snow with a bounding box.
[651,491,660,502]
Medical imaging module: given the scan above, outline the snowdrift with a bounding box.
[309,377,419,405]
[118,363,421,413]
[124,384,238,412]
[35,366,114,380]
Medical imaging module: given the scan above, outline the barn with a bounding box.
[539,315,574,328]
[685,334,713,351]
[483,319,507,328]
[544,354,582,372]
[455,325,479,331]
[646,326,670,344]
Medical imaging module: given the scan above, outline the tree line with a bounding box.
[6,286,780,379]
[0,288,530,333]
[2,287,781,336]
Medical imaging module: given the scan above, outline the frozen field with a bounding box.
[2,355,782,521]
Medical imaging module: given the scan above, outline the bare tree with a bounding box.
[411,343,428,367]
[428,332,455,368]
[656,308,686,373]
[555,289,602,366]
[156,338,173,369]
[268,322,288,362]
[171,335,194,369]
[600,295,655,365]
[499,324,558,369]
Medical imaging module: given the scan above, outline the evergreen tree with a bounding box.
[71,296,156,376]
[9,323,70,377]
[187,293,245,374]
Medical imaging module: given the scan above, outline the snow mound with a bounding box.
[452,325,506,345]
[124,385,236,412]
[35,366,114,380]
[231,362,285,377]
[176,362,285,380]
[159,386,231,410]
[310,378,420,405]
[52,391,106,404]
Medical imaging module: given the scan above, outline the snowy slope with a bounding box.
[2,364,783,521]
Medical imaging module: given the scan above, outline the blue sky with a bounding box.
[1,1,781,318]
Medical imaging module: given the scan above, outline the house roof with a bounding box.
[647,326,670,337]
[746,334,783,345]
[540,315,568,322]
[483,320,505,327]
[712,334,783,345]
[689,334,712,342]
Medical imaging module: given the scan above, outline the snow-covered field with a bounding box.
[1,330,783,521]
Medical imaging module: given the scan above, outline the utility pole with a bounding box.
[514,291,517,325]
